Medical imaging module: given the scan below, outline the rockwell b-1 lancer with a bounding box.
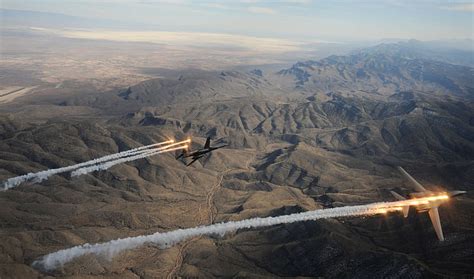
[176,137,227,166]
[390,166,466,241]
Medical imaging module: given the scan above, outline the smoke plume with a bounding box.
[33,200,409,271]
[1,140,182,190]
[70,145,186,177]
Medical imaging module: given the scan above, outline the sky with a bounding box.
[2,0,473,41]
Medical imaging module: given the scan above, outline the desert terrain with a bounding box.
[0,17,473,278]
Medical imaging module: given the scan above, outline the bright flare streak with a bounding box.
[32,194,451,271]
[157,139,191,151]
[70,145,187,177]
[373,194,449,213]
[376,206,403,214]
[1,139,175,190]
[388,193,449,208]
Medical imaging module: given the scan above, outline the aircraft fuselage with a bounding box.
[184,147,219,158]
[408,190,466,213]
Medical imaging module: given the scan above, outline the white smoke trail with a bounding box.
[33,199,410,271]
[1,140,177,191]
[70,145,187,177]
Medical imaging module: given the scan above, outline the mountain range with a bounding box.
[0,42,473,278]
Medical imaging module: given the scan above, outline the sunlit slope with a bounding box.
[0,43,473,278]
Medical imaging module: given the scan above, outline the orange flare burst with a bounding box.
[157,140,192,151]
[374,193,450,215]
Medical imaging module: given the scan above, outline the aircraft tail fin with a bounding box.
[390,191,409,217]
[428,207,445,241]
[390,191,406,200]
[402,206,409,218]
[204,137,211,149]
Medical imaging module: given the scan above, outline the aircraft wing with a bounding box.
[186,156,201,166]
[428,207,445,241]
[204,137,211,149]
[215,144,228,149]
[397,167,428,192]
[176,149,188,160]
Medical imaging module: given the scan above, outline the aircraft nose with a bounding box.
[450,190,467,197]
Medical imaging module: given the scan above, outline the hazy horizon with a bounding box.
[2,0,473,42]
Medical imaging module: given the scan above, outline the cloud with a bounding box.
[248,6,276,14]
[440,3,474,12]
[202,3,231,10]
[39,29,303,53]
[138,0,189,5]
[241,0,311,4]
[283,0,312,4]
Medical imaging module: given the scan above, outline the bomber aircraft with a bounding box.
[176,137,227,166]
[390,166,466,241]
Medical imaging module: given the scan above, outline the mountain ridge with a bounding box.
[0,42,473,278]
